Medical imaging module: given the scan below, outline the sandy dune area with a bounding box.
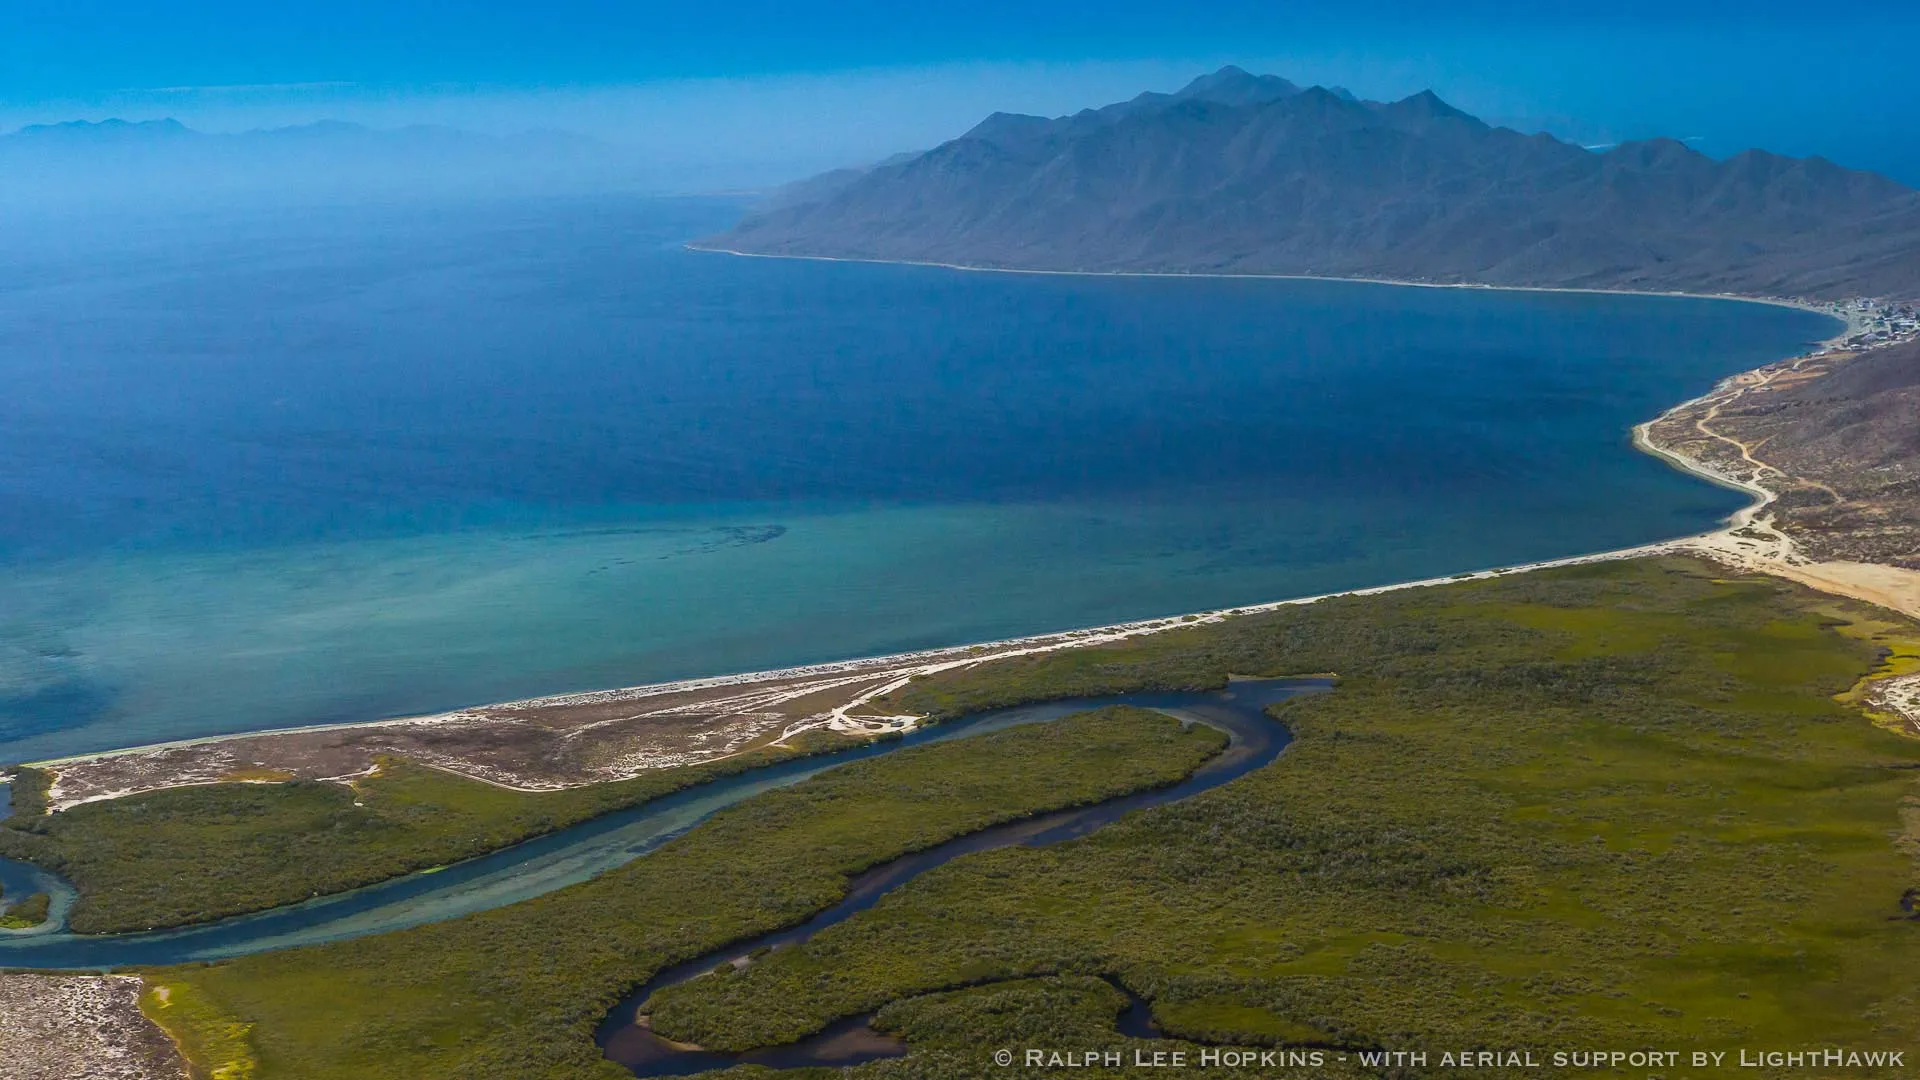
[0,974,183,1080]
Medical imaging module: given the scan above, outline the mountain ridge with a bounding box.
[713,68,1920,300]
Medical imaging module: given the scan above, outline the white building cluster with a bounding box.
[1826,297,1920,350]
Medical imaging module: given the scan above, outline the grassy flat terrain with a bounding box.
[642,558,1920,1077]
[142,707,1226,1079]
[0,737,865,934]
[141,558,1920,1078]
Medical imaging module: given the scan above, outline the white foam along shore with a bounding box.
[22,536,1724,772]
[16,272,1872,772]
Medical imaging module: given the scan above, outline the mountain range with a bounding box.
[712,67,1920,299]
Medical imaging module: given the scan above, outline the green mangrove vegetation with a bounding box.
[4,765,51,817]
[638,558,1920,1077]
[144,707,1227,1079]
[0,737,868,934]
[127,558,1920,1078]
[0,886,51,929]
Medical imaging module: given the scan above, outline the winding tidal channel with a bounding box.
[595,677,1325,1076]
[0,678,1325,1065]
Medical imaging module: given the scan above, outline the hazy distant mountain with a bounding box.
[755,152,923,212]
[12,118,197,142]
[0,118,633,209]
[714,67,1920,299]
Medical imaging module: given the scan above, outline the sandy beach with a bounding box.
[1633,344,1920,622]
[9,282,1920,1080]
[14,542,1680,811]
[687,243,1839,317]
[14,278,1918,810]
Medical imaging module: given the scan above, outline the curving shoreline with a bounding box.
[1631,342,1920,626]
[17,270,1916,802]
[683,243,1844,319]
[689,245,1920,625]
[15,531,1715,803]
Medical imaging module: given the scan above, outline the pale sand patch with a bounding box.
[1633,331,1920,628]
[0,974,185,1080]
[1873,673,1920,737]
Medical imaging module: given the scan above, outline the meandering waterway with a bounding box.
[590,677,1315,1075]
[0,678,1323,970]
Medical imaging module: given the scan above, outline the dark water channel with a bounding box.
[596,678,1326,1076]
[0,679,1323,974]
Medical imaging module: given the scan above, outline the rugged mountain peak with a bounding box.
[1172,65,1303,107]
[718,70,1920,300]
[957,111,1057,153]
[1609,137,1706,167]
[1291,84,1367,110]
[1380,89,1483,128]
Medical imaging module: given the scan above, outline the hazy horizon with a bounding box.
[6,69,1920,222]
[5,1,1920,208]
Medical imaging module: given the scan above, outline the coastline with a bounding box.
[683,242,1843,319]
[17,266,1912,794]
[18,539,1674,774]
[11,527,1792,780]
[18,531,1704,811]
[1629,345,1920,626]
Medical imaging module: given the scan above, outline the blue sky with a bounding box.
[6,1,1919,185]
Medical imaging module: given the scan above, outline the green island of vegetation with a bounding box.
[0,733,869,934]
[0,884,51,929]
[133,558,1920,1080]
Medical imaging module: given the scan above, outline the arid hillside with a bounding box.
[1716,337,1920,567]
[717,67,1920,299]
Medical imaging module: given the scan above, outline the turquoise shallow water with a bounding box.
[0,196,1837,764]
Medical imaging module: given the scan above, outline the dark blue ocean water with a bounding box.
[0,196,1837,763]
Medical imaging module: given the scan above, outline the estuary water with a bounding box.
[0,196,1838,764]
[0,679,1321,967]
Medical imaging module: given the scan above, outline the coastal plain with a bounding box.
[6,555,1914,1080]
[5,216,1920,1079]
[9,399,1920,1076]
[7,288,1920,955]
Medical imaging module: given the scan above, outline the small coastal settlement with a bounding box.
[4,291,1920,1080]
[1832,298,1920,349]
